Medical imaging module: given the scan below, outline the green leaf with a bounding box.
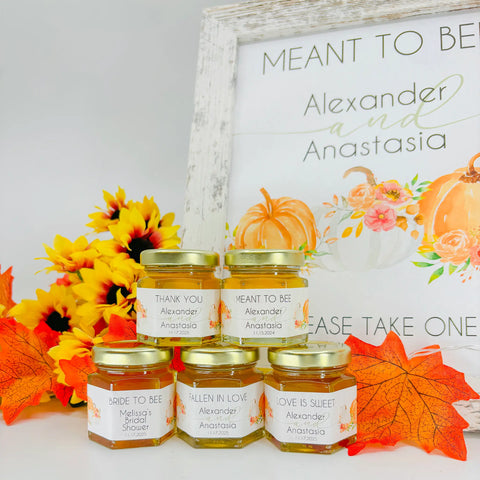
[339,212,352,223]
[419,251,441,260]
[341,196,348,208]
[428,266,444,284]
[416,186,429,192]
[411,174,418,186]
[312,251,331,257]
[457,257,471,272]
[299,242,307,251]
[412,196,422,201]
[449,264,458,275]
[417,181,431,186]
[412,261,434,268]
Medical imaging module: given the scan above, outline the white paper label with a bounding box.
[136,288,220,338]
[264,384,357,445]
[87,384,175,441]
[221,288,308,338]
[176,381,264,438]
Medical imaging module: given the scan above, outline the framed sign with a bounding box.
[182,0,480,428]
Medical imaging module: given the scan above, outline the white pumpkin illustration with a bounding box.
[311,166,424,272]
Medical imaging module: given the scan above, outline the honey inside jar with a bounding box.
[264,342,357,454]
[222,249,308,347]
[136,249,221,346]
[87,341,174,449]
[176,345,264,448]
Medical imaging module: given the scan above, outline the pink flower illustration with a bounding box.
[375,181,411,205]
[364,204,397,232]
[469,244,480,266]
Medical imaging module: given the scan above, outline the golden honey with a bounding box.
[264,342,356,454]
[87,341,174,449]
[176,345,264,448]
[136,249,220,346]
[222,249,308,347]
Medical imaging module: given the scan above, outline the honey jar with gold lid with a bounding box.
[221,249,309,347]
[87,341,175,449]
[264,341,357,454]
[176,344,264,448]
[136,249,221,346]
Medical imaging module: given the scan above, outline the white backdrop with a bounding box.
[0,0,232,302]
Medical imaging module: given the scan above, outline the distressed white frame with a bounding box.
[182,0,480,429]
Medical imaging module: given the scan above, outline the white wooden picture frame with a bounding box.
[182,0,480,430]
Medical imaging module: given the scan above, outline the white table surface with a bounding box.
[1,400,479,480]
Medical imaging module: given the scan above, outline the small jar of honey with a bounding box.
[176,345,264,448]
[221,249,308,347]
[87,341,174,449]
[264,342,357,454]
[136,249,221,346]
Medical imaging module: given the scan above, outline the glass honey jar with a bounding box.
[176,345,264,448]
[87,341,174,449]
[222,249,308,347]
[264,342,357,454]
[136,249,221,346]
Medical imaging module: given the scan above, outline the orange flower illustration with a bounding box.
[347,183,376,210]
[433,230,475,265]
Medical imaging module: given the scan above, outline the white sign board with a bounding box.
[227,9,480,376]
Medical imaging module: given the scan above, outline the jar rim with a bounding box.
[92,341,172,367]
[140,249,219,267]
[225,249,305,267]
[268,342,351,368]
[181,344,259,366]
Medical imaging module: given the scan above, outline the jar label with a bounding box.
[221,288,308,338]
[136,288,220,338]
[87,384,175,441]
[264,384,357,445]
[176,381,264,438]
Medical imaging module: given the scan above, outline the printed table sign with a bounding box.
[226,9,480,378]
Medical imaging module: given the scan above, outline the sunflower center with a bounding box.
[46,311,70,332]
[128,237,154,263]
[106,285,130,304]
[110,209,120,220]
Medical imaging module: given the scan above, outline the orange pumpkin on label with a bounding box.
[419,153,480,243]
[234,188,317,251]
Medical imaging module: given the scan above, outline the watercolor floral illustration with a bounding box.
[0,188,181,424]
[412,153,480,283]
[249,392,265,426]
[294,300,309,329]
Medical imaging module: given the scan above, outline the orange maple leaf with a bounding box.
[0,266,16,314]
[345,332,479,460]
[0,318,59,424]
[59,355,96,402]
[102,314,136,342]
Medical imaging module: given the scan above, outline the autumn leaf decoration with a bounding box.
[0,318,73,424]
[346,332,479,460]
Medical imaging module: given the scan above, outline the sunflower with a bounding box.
[73,257,141,324]
[9,284,90,347]
[97,207,180,263]
[38,234,101,274]
[86,187,131,233]
[48,325,103,388]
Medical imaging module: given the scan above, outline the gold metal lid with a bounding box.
[225,249,305,267]
[268,342,351,368]
[92,341,172,367]
[140,249,219,267]
[181,344,259,366]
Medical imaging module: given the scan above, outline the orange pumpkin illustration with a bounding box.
[419,153,480,243]
[234,188,317,250]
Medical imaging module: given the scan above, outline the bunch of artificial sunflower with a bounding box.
[5,188,180,408]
